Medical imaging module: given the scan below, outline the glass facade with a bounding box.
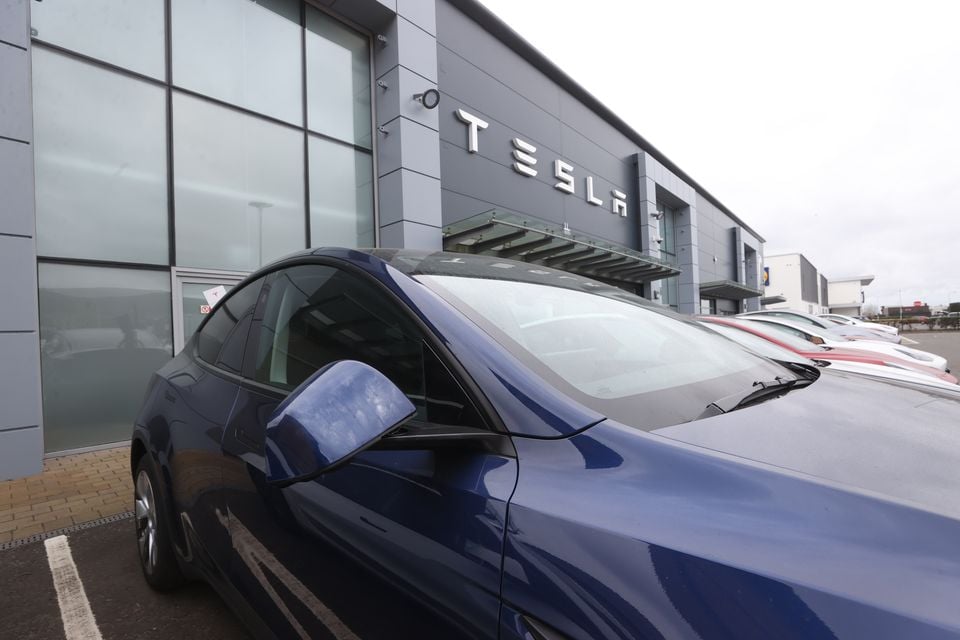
[658,205,679,310]
[38,264,173,453]
[33,49,169,265]
[173,93,306,271]
[30,1,375,452]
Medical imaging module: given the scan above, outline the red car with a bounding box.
[700,316,958,385]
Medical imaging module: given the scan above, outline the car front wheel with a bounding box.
[134,456,186,590]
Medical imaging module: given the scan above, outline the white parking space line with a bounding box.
[901,336,919,345]
[44,535,104,640]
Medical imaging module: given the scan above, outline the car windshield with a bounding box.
[404,263,795,429]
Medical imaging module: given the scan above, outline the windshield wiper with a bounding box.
[696,376,813,420]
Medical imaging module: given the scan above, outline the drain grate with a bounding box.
[0,511,135,552]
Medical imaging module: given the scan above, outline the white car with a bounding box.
[819,313,899,336]
[737,316,950,372]
[699,320,958,391]
[823,359,960,393]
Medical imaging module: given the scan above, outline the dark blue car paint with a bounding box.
[132,249,960,639]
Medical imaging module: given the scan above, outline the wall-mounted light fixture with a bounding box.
[413,88,440,110]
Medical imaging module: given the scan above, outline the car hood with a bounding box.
[653,369,960,519]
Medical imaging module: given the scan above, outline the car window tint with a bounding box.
[196,278,264,374]
[254,265,485,429]
[422,343,485,428]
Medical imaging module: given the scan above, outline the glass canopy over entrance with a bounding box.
[442,211,681,287]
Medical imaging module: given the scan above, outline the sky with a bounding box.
[477,0,960,309]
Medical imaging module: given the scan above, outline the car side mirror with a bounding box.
[264,360,415,486]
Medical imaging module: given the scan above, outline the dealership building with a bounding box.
[0,0,766,478]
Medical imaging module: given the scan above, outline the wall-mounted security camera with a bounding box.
[413,88,440,110]
[650,209,665,221]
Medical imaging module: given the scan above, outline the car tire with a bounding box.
[134,455,186,591]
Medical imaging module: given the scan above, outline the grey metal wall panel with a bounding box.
[436,2,561,118]
[0,137,34,236]
[438,44,562,150]
[0,427,42,480]
[379,219,442,249]
[0,0,28,49]
[397,0,436,35]
[374,15,438,82]
[379,168,442,227]
[325,0,396,31]
[0,332,41,431]
[377,116,442,177]
[0,235,38,331]
[557,91,647,161]
[800,255,819,303]
[0,43,31,142]
[375,65,439,132]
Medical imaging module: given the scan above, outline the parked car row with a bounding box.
[700,315,957,391]
[740,309,902,343]
[133,250,960,639]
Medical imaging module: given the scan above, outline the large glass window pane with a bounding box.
[309,137,374,247]
[33,49,169,264]
[31,0,165,79]
[38,264,172,453]
[174,93,305,271]
[172,0,302,125]
[306,7,372,148]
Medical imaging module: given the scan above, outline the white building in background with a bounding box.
[827,276,875,316]
[762,253,872,315]
[762,253,829,314]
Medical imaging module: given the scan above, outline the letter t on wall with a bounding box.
[455,109,489,153]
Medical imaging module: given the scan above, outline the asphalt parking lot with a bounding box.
[0,517,248,640]
[905,331,960,372]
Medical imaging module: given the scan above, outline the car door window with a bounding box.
[196,277,265,375]
[253,265,484,428]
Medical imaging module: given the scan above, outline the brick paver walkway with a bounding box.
[0,445,131,543]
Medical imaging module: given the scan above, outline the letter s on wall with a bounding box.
[554,160,574,194]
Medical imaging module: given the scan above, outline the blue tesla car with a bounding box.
[132,248,960,639]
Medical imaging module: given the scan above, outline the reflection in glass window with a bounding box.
[31,0,165,79]
[309,136,375,248]
[306,7,372,148]
[33,49,168,264]
[171,0,303,125]
[38,264,172,453]
[173,93,305,271]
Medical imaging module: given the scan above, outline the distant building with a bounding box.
[826,276,875,316]
[762,253,874,316]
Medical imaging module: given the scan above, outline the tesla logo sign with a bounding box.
[455,108,628,217]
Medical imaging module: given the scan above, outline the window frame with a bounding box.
[192,256,507,435]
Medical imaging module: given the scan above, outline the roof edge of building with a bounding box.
[447,0,765,243]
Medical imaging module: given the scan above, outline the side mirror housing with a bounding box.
[264,360,415,486]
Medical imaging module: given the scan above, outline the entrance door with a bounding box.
[172,268,249,353]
